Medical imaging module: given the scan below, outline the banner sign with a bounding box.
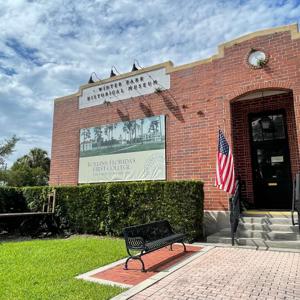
[79,68,170,109]
[78,115,166,183]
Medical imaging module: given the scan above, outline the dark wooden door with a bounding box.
[249,111,292,209]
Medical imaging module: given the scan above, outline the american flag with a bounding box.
[215,130,236,194]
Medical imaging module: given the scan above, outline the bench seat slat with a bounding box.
[145,233,185,251]
[0,212,54,218]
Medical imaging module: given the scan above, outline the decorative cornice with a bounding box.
[170,23,299,72]
[54,23,299,103]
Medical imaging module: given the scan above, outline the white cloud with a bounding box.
[0,0,299,166]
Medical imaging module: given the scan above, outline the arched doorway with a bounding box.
[230,89,299,209]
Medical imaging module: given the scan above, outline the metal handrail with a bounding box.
[291,173,300,232]
[229,180,241,246]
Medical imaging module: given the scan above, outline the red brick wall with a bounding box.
[50,28,300,211]
[231,92,300,204]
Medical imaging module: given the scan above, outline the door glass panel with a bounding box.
[249,111,292,209]
[256,147,286,181]
[251,114,285,141]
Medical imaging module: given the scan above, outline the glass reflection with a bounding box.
[251,114,285,141]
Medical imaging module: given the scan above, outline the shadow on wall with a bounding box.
[139,102,154,117]
[116,108,130,122]
[159,91,185,122]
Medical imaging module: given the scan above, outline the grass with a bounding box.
[0,236,128,300]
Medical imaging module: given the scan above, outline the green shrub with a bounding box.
[0,181,204,240]
[22,186,51,211]
[105,182,166,236]
[57,185,107,234]
[164,181,203,239]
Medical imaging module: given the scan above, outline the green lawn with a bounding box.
[0,236,128,300]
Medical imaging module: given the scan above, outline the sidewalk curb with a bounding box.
[76,257,132,288]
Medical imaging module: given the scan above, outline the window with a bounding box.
[251,114,285,142]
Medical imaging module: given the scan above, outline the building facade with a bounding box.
[50,24,300,232]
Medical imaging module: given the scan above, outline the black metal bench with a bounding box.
[123,220,186,272]
[0,190,58,237]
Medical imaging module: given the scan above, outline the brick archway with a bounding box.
[229,88,299,207]
[225,81,293,103]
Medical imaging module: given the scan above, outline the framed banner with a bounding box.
[78,115,165,183]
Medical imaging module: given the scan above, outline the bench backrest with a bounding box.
[123,220,174,243]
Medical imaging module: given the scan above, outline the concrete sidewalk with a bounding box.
[129,247,300,300]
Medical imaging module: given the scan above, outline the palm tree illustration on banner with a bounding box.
[81,128,91,142]
[94,126,103,147]
[123,121,135,144]
[149,119,161,141]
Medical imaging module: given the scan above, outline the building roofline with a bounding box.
[54,23,299,103]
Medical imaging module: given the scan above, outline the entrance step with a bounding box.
[240,217,296,225]
[242,210,294,218]
[206,211,300,249]
[216,228,300,240]
[239,223,299,232]
[206,235,300,249]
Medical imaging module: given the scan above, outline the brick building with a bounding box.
[50,24,300,233]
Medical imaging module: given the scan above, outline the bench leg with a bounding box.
[124,256,131,270]
[139,257,146,272]
[169,244,173,251]
[182,242,187,252]
[124,255,146,272]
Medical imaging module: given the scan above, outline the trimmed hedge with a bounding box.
[0,181,204,240]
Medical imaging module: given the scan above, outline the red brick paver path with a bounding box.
[92,244,201,286]
[130,247,300,300]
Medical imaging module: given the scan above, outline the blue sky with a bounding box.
[0,0,300,166]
